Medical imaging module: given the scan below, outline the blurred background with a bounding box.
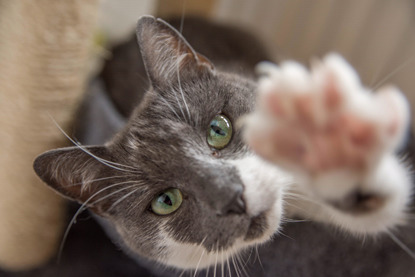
[1,0,415,273]
[99,0,415,113]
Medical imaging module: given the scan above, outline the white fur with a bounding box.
[246,53,413,235]
[160,53,413,270]
[160,153,288,269]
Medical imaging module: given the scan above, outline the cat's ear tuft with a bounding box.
[33,146,116,214]
[136,16,214,86]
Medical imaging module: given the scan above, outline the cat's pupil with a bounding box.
[211,125,225,136]
[162,194,173,206]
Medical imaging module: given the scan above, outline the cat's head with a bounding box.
[34,16,288,269]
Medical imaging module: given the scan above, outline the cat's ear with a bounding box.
[33,146,118,215]
[136,16,214,86]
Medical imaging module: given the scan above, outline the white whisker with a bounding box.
[48,114,139,173]
[108,187,140,212]
[231,253,240,277]
[68,175,134,187]
[226,253,232,277]
[57,181,130,262]
[193,248,205,277]
[221,248,225,277]
[213,241,218,277]
[89,182,138,206]
[385,230,415,260]
[159,96,182,121]
[372,55,415,91]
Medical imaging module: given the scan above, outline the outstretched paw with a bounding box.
[244,54,412,233]
[245,54,409,177]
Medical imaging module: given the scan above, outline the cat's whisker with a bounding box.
[175,7,192,125]
[89,184,138,208]
[280,215,309,224]
[255,245,264,271]
[234,249,247,277]
[193,248,205,277]
[231,253,240,277]
[220,247,225,277]
[176,58,192,124]
[226,252,232,277]
[48,114,140,173]
[385,229,415,260]
[244,246,254,266]
[57,181,130,262]
[213,241,218,277]
[107,187,140,212]
[205,263,210,277]
[159,96,182,121]
[67,175,135,188]
[372,54,415,91]
[283,191,323,207]
[276,229,295,241]
[178,268,187,277]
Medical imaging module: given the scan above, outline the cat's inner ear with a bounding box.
[33,146,119,215]
[136,16,214,86]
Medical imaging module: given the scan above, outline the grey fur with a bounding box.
[34,16,270,266]
[33,15,415,275]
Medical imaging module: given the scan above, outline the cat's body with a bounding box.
[30,16,415,276]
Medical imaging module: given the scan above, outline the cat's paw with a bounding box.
[244,54,412,233]
[245,54,409,176]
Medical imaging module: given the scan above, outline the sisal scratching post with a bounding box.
[0,0,99,270]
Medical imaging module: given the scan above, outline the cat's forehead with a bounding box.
[144,71,256,124]
[113,71,256,166]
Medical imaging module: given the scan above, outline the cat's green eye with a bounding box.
[207,114,233,149]
[151,188,183,215]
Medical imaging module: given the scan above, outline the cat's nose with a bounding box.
[217,190,246,215]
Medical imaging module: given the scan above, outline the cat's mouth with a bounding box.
[242,196,282,244]
[244,213,268,241]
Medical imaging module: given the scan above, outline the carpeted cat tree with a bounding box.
[0,0,99,270]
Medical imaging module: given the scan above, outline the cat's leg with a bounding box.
[244,54,412,234]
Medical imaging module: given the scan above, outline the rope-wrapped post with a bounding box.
[0,0,99,270]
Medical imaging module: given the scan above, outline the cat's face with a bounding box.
[34,16,288,269]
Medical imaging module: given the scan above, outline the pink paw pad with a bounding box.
[244,54,409,176]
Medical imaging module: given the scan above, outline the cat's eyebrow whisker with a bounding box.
[176,64,191,124]
[89,184,138,207]
[385,229,415,260]
[159,96,182,121]
[107,187,140,212]
[174,29,191,124]
[48,114,140,173]
[67,175,135,187]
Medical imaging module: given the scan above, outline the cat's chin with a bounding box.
[157,196,283,270]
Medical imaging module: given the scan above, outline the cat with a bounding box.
[33,15,414,275]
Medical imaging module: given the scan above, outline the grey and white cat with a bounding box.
[34,16,413,271]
